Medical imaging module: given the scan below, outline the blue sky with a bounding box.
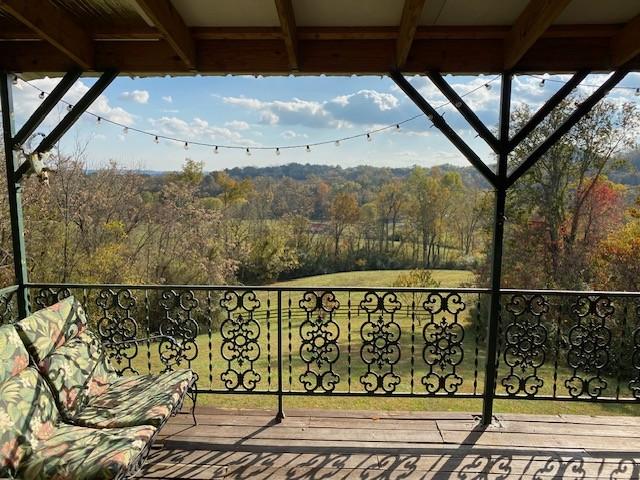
[10,72,640,172]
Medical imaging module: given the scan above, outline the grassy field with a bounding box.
[122,269,640,417]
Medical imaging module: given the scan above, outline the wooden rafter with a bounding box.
[396,0,427,69]
[2,36,639,75]
[274,0,299,71]
[0,0,93,69]
[504,0,572,70]
[131,0,195,70]
[611,14,640,67]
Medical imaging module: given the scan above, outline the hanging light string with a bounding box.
[527,73,640,93]
[17,73,639,154]
[18,76,500,153]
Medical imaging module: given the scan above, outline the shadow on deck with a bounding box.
[141,407,640,479]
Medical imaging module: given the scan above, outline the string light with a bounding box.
[16,73,638,156]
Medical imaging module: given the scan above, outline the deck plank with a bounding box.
[140,408,640,479]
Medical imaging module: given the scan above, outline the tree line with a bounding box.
[0,94,638,293]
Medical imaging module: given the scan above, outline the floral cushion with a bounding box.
[0,324,30,384]
[16,296,87,363]
[0,367,60,477]
[74,370,194,428]
[38,330,119,420]
[18,423,156,480]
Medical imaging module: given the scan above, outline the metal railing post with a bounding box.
[1,72,29,318]
[276,289,285,422]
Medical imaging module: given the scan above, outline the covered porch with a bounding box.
[1,0,640,478]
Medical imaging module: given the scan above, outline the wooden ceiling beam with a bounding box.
[0,24,626,41]
[611,14,640,67]
[504,0,573,70]
[274,0,299,70]
[0,0,93,69]
[1,37,639,75]
[131,0,195,70]
[396,0,427,68]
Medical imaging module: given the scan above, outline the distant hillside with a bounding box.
[224,162,492,189]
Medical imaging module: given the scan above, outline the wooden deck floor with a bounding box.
[140,407,640,479]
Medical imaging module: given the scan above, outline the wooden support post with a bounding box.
[0,72,29,317]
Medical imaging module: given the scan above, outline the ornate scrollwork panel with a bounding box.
[359,291,401,393]
[95,288,139,375]
[421,292,465,394]
[500,294,548,397]
[220,290,261,391]
[33,287,72,309]
[158,289,199,373]
[299,290,340,392]
[0,291,15,325]
[565,295,613,398]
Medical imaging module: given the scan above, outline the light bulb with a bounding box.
[366,133,372,142]
[184,142,189,150]
[123,127,128,135]
[485,83,491,90]
[396,124,400,129]
[306,145,311,153]
[276,148,280,156]
[635,88,640,97]
[11,75,18,86]
[39,92,45,100]
[154,136,159,144]
[96,117,102,125]
[335,140,340,147]
[246,148,251,156]
[539,79,546,87]
[214,146,219,154]
[67,104,73,111]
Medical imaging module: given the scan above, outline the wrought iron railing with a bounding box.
[4,283,639,414]
[0,285,18,324]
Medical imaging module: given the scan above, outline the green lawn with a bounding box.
[273,269,474,288]
[119,269,640,417]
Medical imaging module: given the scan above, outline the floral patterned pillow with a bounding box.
[0,367,60,477]
[0,325,30,384]
[16,296,88,363]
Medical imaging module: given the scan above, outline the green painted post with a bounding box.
[1,72,30,317]
[481,73,512,425]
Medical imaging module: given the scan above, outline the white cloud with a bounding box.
[13,77,135,126]
[223,95,335,128]
[119,89,150,104]
[148,116,259,146]
[162,95,173,103]
[281,130,308,139]
[224,120,250,130]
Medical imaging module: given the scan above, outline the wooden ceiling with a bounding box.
[0,0,638,75]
